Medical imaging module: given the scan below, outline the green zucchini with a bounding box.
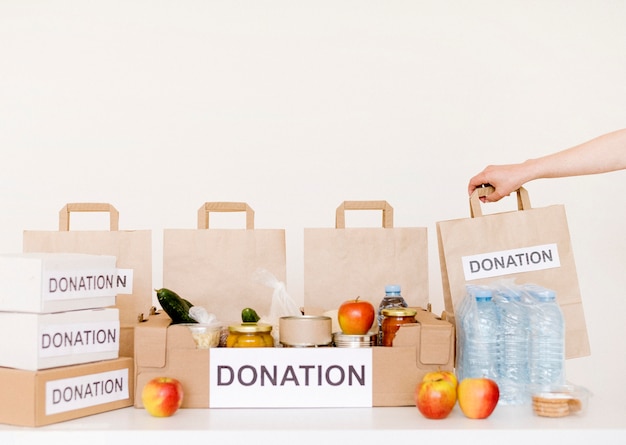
[241,307,261,323]
[155,288,197,324]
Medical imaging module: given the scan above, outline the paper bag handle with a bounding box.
[197,202,255,229]
[470,186,532,218]
[335,200,394,228]
[58,203,119,231]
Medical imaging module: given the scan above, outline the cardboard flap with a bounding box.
[414,309,454,365]
[168,324,202,349]
[134,314,171,368]
[392,309,454,366]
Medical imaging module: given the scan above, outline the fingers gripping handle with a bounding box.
[469,186,532,218]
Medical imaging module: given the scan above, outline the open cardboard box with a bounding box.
[0,356,134,427]
[133,307,454,408]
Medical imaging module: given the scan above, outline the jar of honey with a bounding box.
[226,323,274,347]
[381,308,417,347]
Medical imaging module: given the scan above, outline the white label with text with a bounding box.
[462,243,561,280]
[39,321,120,357]
[45,368,129,415]
[43,268,134,300]
[210,348,373,408]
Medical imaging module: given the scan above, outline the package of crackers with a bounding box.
[531,384,590,418]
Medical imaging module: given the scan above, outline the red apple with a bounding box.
[415,378,457,419]
[457,377,499,419]
[337,297,376,335]
[142,377,184,417]
[423,370,458,389]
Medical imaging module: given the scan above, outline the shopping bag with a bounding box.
[162,202,287,325]
[303,200,429,312]
[436,186,590,359]
[22,203,153,325]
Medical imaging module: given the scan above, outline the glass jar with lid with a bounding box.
[381,308,417,347]
[226,323,274,347]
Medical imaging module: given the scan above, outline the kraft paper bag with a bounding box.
[162,202,287,325]
[436,186,590,359]
[304,201,429,312]
[22,203,153,325]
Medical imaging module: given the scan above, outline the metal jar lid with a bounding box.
[381,307,417,317]
[228,322,273,334]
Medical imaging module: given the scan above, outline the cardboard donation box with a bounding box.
[0,252,120,313]
[134,200,454,408]
[0,308,120,371]
[436,187,590,359]
[23,203,152,358]
[133,309,454,408]
[0,356,133,427]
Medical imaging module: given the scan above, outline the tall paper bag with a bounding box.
[436,186,590,359]
[23,203,153,325]
[304,200,429,312]
[162,202,286,324]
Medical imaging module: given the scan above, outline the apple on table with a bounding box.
[415,370,458,419]
[142,377,184,417]
[457,377,499,419]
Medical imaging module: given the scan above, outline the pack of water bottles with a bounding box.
[456,280,566,405]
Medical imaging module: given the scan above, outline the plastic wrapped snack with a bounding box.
[531,383,591,417]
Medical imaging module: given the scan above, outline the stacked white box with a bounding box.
[0,253,121,372]
[0,308,120,371]
[0,253,119,313]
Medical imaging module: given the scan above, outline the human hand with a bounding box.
[467,164,526,202]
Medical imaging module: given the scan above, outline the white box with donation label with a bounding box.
[0,252,130,314]
[0,307,120,371]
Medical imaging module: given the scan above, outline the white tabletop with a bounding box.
[2,387,624,445]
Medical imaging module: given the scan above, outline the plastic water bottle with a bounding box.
[458,286,499,381]
[377,285,407,345]
[524,284,565,387]
[494,289,530,404]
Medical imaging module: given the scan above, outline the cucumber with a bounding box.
[241,307,261,323]
[155,288,197,324]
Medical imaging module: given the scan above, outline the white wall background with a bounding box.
[1,1,625,399]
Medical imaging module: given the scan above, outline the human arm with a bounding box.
[468,128,626,202]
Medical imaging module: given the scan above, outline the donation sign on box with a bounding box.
[209,348,373,408]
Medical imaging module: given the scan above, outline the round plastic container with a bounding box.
[226,323,274,348]
[180,323,222,349]
[531,384,590,417]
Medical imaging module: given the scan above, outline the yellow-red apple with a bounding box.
[414,378,457,419]
[457,377,499,419]
[337,297,375,335]
[423,370,458,389]
[142,377,184,417]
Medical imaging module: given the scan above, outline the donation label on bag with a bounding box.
[209,348,373,408]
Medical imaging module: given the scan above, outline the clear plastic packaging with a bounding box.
[493,283,531,405]
[180,323,222,349]
[531,383,591,417]
[457,285,499,382]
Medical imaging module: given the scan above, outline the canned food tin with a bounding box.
[226,323,274,348]
[279,315,332,347]
[333,331,377,348]
[381,308,417,347]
